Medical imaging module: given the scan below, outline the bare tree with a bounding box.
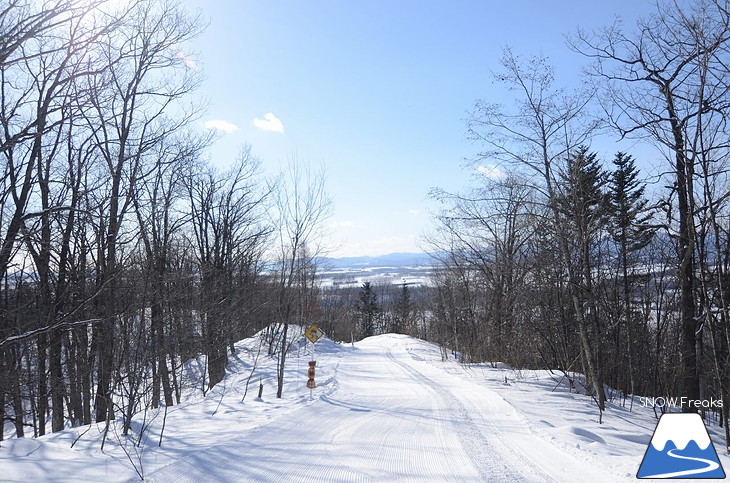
[80,0,204,423]
[467,49,608,415]
[273,160,332,398]
[186,148,272,390]
[428,171,539,363]
[133,131,209,407]
[0,0,126,437]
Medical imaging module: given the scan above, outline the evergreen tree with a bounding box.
[393,281,412,334]
[556,146,609,412]
[557,147,608,245]
[607,152,655,398]
[357,282,380,337]
[608,152,655,255]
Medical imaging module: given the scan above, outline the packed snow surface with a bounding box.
[2,332,729,481]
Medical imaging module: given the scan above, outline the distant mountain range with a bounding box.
[319,252,435,270]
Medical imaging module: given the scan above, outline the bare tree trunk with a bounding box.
[9,348,24,437]
[36,333,47,436]
[276,321,289,399]
[669,108,701,410]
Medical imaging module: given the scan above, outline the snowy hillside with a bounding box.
[318,252,435,288]
[2,331,728,482]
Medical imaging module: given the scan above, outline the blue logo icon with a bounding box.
[637,413,726,479]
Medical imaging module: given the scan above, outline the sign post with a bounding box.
[307,361,316,389]
[304,324,324,398]
[304,324,324,344]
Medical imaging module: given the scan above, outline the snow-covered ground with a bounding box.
[2,331,728,482]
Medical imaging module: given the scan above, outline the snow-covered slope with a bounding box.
[1,333,728,482]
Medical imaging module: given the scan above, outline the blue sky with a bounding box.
[180,1,658,257]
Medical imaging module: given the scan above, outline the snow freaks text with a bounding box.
[639,397,723,410]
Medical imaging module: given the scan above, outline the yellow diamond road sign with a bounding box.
[305,324,324,343]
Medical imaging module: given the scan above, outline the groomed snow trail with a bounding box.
[147,334,613,482]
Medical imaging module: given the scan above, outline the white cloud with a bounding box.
[173,48,198,70]
[205,119,239,133]
[408,209,421,216]
[476,164,505,179]
[253,113,285,133]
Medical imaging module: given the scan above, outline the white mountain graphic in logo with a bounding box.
[637,413,725,479]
